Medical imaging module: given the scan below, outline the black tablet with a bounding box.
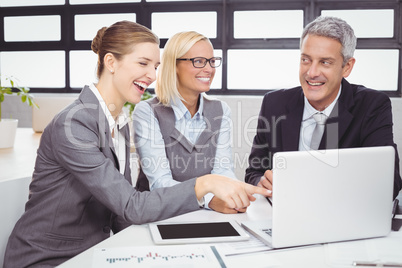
[149,221,250,244]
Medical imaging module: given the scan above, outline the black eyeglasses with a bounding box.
[176,57,222,68]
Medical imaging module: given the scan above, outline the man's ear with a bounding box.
[104,53,115,74]
[342,57,356,78]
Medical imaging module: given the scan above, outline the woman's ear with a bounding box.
[104,53,115,74]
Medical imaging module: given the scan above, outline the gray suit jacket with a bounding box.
[136,96,223,191]
[3,86,200,268]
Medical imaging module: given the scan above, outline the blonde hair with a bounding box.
[155,31,210,106]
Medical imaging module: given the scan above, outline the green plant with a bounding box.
[0,75,38,121]
[124,91,153,118]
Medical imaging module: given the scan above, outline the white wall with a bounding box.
[2,94,402,181]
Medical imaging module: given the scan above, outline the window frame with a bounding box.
[0,0,400,97]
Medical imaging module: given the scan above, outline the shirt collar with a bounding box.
[88,83,129,133]
[302,85,342,121]
[171,93,205,120]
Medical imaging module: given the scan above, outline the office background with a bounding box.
[1,0,402,179]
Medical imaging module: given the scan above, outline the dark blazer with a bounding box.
[245,79,402,199]
[4,86,200,268]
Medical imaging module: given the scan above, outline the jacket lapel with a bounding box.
[163,97,222,154]
[323,79,354,149]
[281,89,304,151]
[194,98,222,153]
[122,124,132,184]
[78,86,119,169]
[170,128,194,153]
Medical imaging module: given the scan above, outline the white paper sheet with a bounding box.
[92,245,224,267]
[325,231,402,267]
[216,232,272,256]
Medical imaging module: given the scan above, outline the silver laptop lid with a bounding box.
[271,146,394,248]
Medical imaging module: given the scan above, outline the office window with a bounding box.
[321,10,394,38]
[348,49,399,91]
[0,51,65,88]
[234,10,303,39]
[4,16,61,42]
[147,0,204,2]
[152,12,217,39]
[0,0,64,7]
[75,14,136,41]
[0,0,401,97]
[70,0,139,4]
[70,51,98,88]
[210,50,222,90]
[227,50,300,90]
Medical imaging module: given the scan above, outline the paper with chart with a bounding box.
[92,245,224,267]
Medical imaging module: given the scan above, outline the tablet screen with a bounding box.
[157,222,240,239]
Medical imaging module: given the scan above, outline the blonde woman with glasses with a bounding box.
[134,31,245,214]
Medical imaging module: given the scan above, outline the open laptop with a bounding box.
[241,146,395,249]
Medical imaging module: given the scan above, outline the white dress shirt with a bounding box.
[298,86,341,151]
[89,83,129,174]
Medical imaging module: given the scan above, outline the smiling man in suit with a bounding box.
[245,16,402,200]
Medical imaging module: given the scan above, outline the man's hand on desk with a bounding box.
[209,196,248,214]
[257,170,273,197]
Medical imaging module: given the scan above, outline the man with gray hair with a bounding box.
[245,16,402,199]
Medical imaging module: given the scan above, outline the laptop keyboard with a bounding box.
[262,228,272,236]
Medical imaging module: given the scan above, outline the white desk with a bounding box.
[0,128,41,182]
[58,195,402,268]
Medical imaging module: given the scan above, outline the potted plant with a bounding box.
[0,75,38,149]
